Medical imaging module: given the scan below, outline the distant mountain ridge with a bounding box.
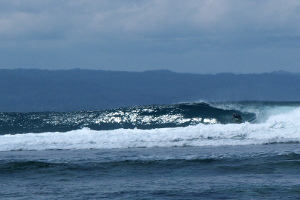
[269,70,299,75]
[0,69,300,112]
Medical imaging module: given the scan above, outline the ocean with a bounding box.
[1,101,300,199]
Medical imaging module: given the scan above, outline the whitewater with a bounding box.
[0,102,299,151]
[2,101,300,199]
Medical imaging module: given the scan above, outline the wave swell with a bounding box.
[1,102,300,152]
[0,102,255,134]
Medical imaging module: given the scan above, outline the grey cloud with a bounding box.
[1,0,300,73]
[1,0,300,39]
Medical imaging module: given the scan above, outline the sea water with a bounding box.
[1,102,300,199]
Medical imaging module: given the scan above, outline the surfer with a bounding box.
[232,113,242,123]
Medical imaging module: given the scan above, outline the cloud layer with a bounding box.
[1,0,300,73]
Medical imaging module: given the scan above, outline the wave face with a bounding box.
[0,102,254,134]
[0,101,300,151]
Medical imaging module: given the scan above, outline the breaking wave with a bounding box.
[0,101,300,151]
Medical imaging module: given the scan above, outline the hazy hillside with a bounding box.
[0,69,300,112]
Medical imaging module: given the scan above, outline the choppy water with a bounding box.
[1,101,300,199]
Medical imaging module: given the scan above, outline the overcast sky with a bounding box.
[0,0,300,74]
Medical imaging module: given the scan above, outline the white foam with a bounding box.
[1,107,300,151]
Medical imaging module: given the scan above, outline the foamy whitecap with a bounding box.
[1,105,300,151]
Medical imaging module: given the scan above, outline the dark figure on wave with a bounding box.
[232,113,242,124]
